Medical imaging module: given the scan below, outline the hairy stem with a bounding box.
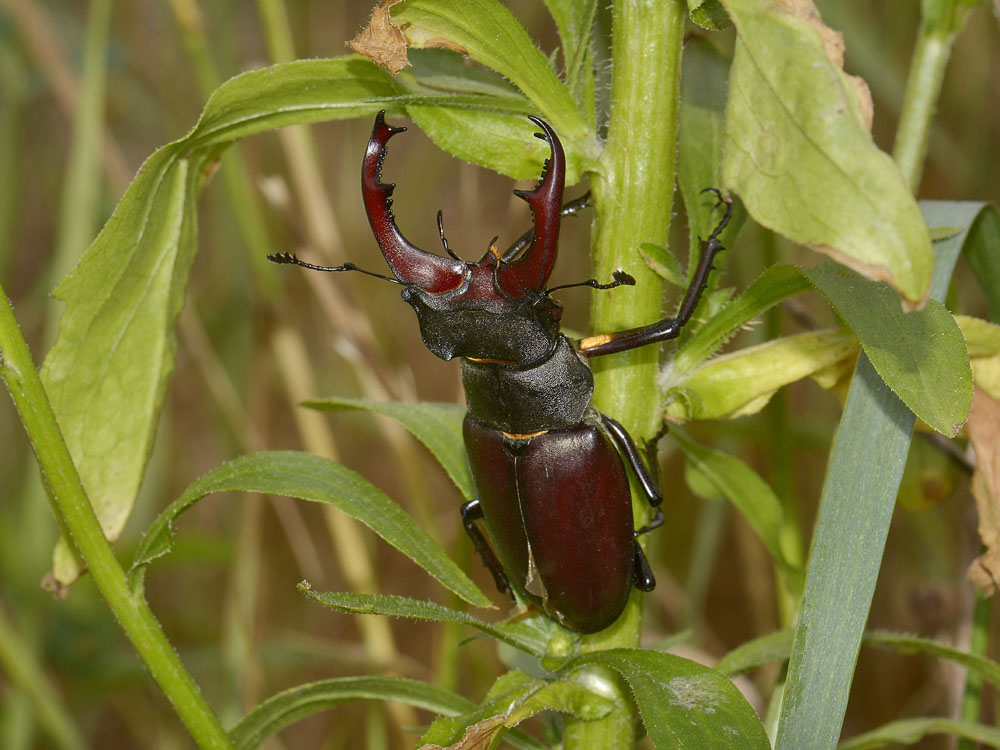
[568,0,687,747]
[0,290,232,750]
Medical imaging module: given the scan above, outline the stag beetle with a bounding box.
[270,111,732,633]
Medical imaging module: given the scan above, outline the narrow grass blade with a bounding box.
[129,451,491,607]
[229,676,472,750]
[298,588,553,657]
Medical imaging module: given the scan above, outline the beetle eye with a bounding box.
[551,300,563,320]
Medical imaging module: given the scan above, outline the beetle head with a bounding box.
[362,111,566,363]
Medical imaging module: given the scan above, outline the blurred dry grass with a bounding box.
[0,1,998,748]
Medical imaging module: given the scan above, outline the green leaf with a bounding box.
[420,670,611,747]
[392,0,595,153]
[129,451,491,607]
[966,207,1000,319]
[667,263,814,382]
[838,717,1000,750]
[573,649,770,749]
[304,397,475,501]
[957,315,1000,400]
[665,255,972,435]
[298,588,557,657]
[673,431,802,591]
[541,0,598,120]
[926,201,1000,321]
[715,628,793,677]
[397,51,592,182]
[640,242,686,287]
[229,676,472,750]
[803,261,972,436]
[717,627,1000,691]
[406,48,523,98]
[720,0,934,304]
[863,630,1000,691]
[39,155,199,562]
[665,328,859,421]
[406,104,587,184]
[688,0,732,30]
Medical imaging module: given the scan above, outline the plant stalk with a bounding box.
[568,0,686,746]
[892,24,955,193]
[0,290,233,749]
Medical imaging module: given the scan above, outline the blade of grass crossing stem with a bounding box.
[774,203,966,750]
[774,253,965,745]
[773,354,915,749]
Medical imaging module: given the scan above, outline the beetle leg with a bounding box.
[635,508,664,537]
[461,499,513,600]
[633,541,656,592]
[578,192,734,358]
[600,414,662,507]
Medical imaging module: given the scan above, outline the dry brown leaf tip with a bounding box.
[420,715,505,750]
[348,0,410,75]
[775,0,874,131]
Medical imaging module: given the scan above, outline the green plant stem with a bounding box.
[568,0,686,747]
[892,24,955,193]
[957,592,992,750]
[0,290,233,749]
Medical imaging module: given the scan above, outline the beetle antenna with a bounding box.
[436,210,463,261]
[546,269,635,294]
[267,252,403,285]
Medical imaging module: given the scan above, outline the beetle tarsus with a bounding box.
[633,542,657,592]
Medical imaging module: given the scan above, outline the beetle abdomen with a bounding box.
[463,412,634,633]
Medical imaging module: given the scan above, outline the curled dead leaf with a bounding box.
[420,715,504,750]
[966,387,1000,596]
[348,0,409,74]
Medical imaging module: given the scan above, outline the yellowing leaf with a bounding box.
[721,0,933,304]
[956,315,1000,401]
[664,328,858,421]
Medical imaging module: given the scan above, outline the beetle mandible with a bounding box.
[270,111,733,633]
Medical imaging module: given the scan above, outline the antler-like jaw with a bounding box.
[495,116,565,298]
[362,111,468,294]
